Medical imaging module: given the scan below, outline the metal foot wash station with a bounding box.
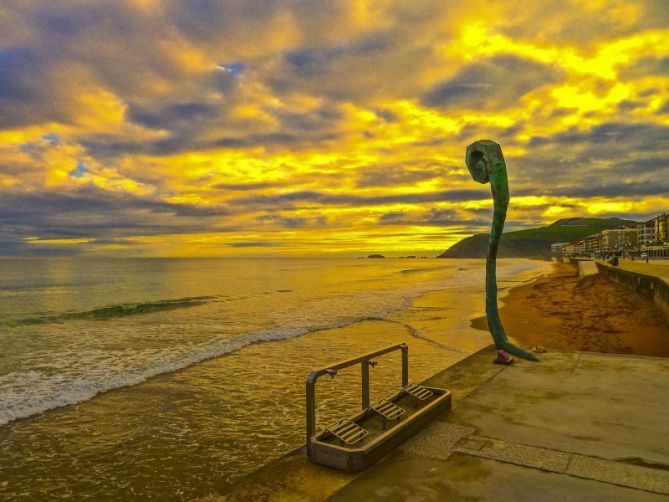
[305,343,452,471]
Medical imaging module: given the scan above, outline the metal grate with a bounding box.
[402,383,434,401]
[326,418,368,445]
[371,399,406,421]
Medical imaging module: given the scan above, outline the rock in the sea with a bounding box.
[367,254,385,259]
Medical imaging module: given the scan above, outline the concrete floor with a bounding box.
[615,259,669,283]
[330,350,669,501]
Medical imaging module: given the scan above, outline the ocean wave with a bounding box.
[0,284,419,426]
[16,296,221,324]
[0,308,403,426]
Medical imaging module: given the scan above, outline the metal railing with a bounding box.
[305,343,408,453]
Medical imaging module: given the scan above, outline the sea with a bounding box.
[0,257,551,500]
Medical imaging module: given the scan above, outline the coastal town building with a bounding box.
[638,219,656,248]
[600,228,638,252]
[564,240,585,256]
[550,213,669,258]
[551,242,569,261]
[655,213,668,245]
[584,234,600,253]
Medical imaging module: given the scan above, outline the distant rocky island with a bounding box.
[367,254,385,258]
[438,217,639,260]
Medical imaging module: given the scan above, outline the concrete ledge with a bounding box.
[595,262,669,326]
[331,350,669,501]
[577,260,599,277]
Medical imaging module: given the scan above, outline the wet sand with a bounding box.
[472,263,669,357]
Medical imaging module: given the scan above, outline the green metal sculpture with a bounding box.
[466,140,538,362]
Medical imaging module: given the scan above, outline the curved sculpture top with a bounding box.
[465,139,538,362]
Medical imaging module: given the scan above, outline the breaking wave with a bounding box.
[16,296,221,324]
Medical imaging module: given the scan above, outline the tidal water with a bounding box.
[0,257,550,500]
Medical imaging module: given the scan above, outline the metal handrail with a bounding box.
[306,343,409,456]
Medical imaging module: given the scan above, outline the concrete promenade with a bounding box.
[220,348,669,501]
[331,349,669,501]
[617,259,669,284]
[596,259,669,326]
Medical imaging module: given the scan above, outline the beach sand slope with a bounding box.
[472,263,669,357]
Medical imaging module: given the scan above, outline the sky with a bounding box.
[0,0,668,257]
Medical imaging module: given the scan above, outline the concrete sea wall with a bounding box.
[595,262,669,326]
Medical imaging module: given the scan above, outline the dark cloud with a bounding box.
[269,104,343,132]
[128,101,220,130]
[213,133,337,149]
[375,109,398,122]
[213,181,287,191]
[527,121,669,154]
[85,238,138,246]
[356,164,440,188]
[228,241,282,248]
[0,2,230,130]
[422,55,562,110]
[284,36,389,77]
[0,238,82,256]
[0,186,233,245]
[620,56,669,79]
[257,214,327,228]
[499,1,669,45]
[0,47,40,101]
[540,182,669,199]
[267,28,438,102]
[82,129,341,159]
[617,100,645,112]
[0,46,65,128]
[513,121,669,194]
[379,211,405,222]
[378,208,488,227]
[231,188,490,208]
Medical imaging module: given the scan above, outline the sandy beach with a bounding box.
[472,262,669,357]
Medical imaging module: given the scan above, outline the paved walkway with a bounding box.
[617,260,669,284]
[330,350,669,501]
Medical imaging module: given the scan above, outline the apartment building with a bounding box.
[564,240,585,256]
[551,242,569,261]
[638,219,656,248]
[600,228,638,252]
[655,213,668,245]
[584,234,600,253]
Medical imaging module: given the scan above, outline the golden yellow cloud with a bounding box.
[0,0,667,256]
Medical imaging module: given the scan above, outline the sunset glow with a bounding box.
[1,0,668,256]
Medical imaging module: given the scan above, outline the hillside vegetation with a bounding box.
[438,217,639,260]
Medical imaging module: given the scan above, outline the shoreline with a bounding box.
[472,262,669,357]
[0,259,552,500]
[214,261,553,499]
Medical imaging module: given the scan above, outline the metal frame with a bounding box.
[305,343,408,457]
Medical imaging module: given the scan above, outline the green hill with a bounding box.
[438,217,639,259]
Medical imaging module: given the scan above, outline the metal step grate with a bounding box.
[402,383,434,401]
[371,399,406,421]
[326,418,368,445]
